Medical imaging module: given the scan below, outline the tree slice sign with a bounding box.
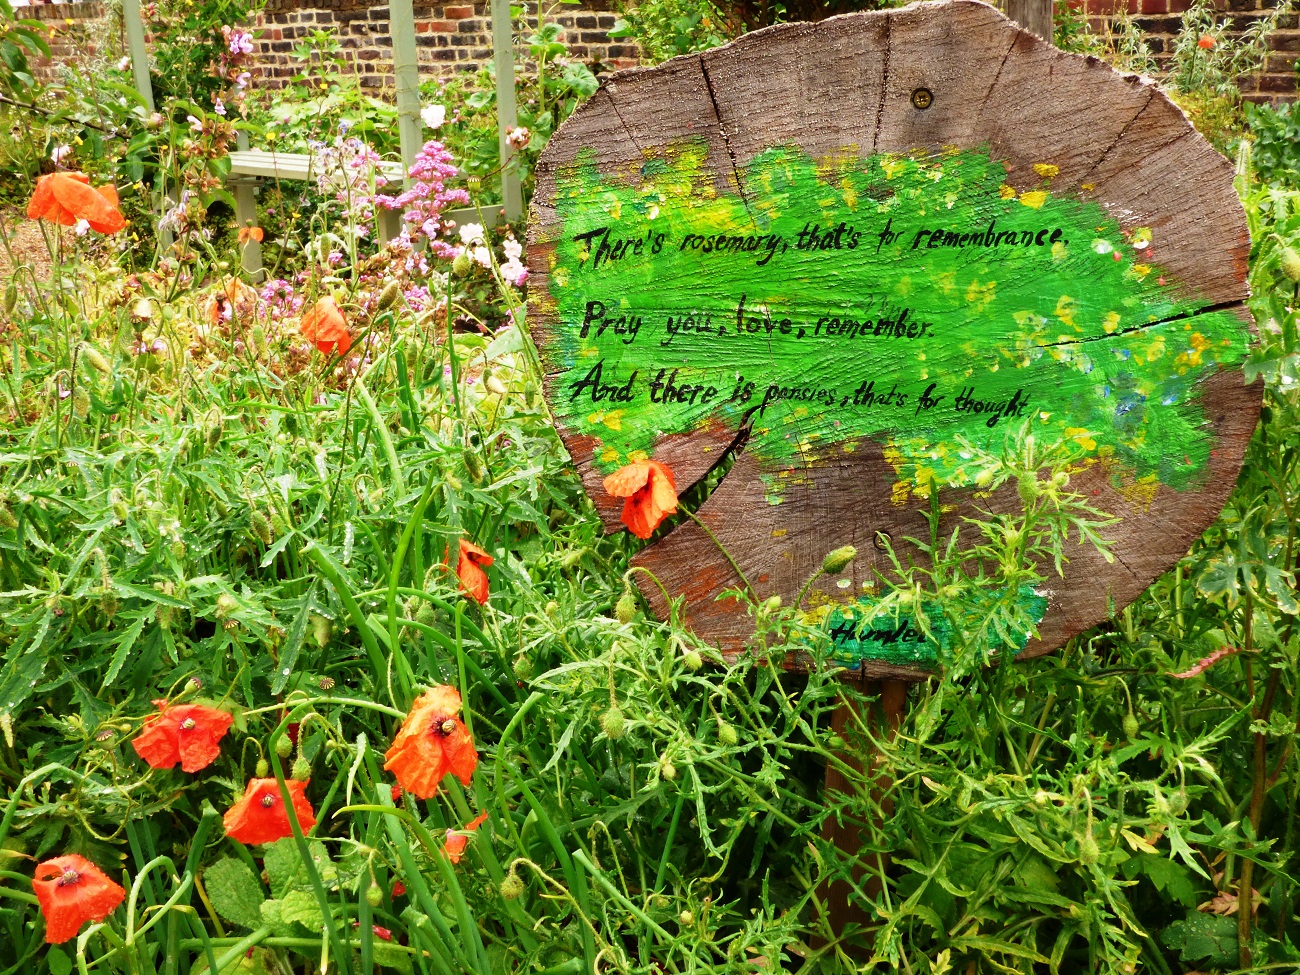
[525,0,1259,678]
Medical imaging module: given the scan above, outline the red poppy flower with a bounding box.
[390,784,403,803]
[603,460,678,539]
[456,540,493,605]
[300,296,351,355]
[1197,34,1215,49]
[391,880,407,898]
[32,854,126,944]
[383,685,478,798]
[443,811,489,864]
[131,700,233,773]
[27,173,126,234]
[222,778,317,845]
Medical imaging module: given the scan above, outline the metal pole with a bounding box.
[490,0,523,222]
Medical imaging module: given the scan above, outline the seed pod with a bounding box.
[499,870,525,900]
[291,756,311,781]
[615,587,637,624]
[601,705,626,740]
[1281,245,1300,284]
[821,545,857,575]
[274,735,293,759]
[376,280,402,311]
[255,758,270,778]
[251,510,273,546]
[318,676,336,691]
[717,720,738,747]
[366,883,384,907]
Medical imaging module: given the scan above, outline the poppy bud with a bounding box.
[821,545,856,575]
[416,603,437,626]
[1168,790,1188,816]
[499,870,525,900]
[1017,473,1039,507]
[366,883,383,907]
[156,604,173,629]
[251,325,268,356]
[463,449,484,484]
[99,591,119,619]
[1123,711,1139,740]
[761,595,782,616]
[615,587,637,624]
[1281,245,1300,284]
[3,283,16,314]
[1079,829,1099,865]
[524,381,537,407]
[601,705,626,740]
[659,756,677,780]
[682,649,703,672]
[256,758,269,777]
[452,253,472,277]
[274,735,293,759]
[679,910,694,925]
[251,510,273,546]
[544,601,559,618]
[311,614,332,648]
[110,489,128,523]
[291,756,311,780]
[216,593,238,618]
[512,653,533,681]
[376,280,401,311]
[81,344,111,374]
[717,720,738,747]
[0,502,14,530]
[72,387,90,419]
[170,539,186,560]
[485,372,507,396]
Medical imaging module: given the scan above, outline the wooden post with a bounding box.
[820,680,907,944]
[121,0,154,113]
[489,0,523,222]
[389,0,422,179]
[1006,0,1053,41]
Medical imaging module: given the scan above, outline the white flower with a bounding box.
[502,234,522,262]
[506,126,530,151]
[501,258,528,287]
[214,98,226,116]
[469,245,491,269]
[420,104,446,130]
[117,56,131,71]
[73,219,90,236]
[458,222,485,246]
[50,145,71,165]
[187,115,203,133]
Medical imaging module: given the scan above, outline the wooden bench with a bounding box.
[227,147,502,278]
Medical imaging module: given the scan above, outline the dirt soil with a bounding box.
[0,208,54,283]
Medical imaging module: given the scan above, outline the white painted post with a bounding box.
[121,0,154,113]
[490,0,523,222]
[232,131,264,280]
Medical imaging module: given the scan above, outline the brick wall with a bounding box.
[253,0,637,87]
[26,0,1297,100]
[1070,0,1297,101]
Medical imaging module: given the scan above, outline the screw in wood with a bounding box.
[873,531,892,552]
[911,88,933,110]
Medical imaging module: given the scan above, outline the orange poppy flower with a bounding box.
[238,225,265,245]
[1197,34,1215,49]
[383,685,478,798]
[222,778,317,845]
[602,460,678,539]
[203,278,259,327]
[131,700,233,773]
[443,811,489,864]
[27,172,126,234]
[32,854,126,944]
[456,540,493,605]
[300,296,351,355]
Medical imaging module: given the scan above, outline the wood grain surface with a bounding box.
[526,0,1259,677]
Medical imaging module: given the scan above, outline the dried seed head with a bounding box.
[318,676,336,691]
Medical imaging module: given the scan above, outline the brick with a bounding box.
[445,4,475,16]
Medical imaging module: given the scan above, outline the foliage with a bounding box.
[610,0,729,64]
[0,0,50,104]
[1247,100,1300,191]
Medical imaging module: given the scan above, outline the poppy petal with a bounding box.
[603,463,650,498]
[32,854,126,944]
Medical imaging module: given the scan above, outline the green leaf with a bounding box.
[1160,913,1237,964]
[204,857,266,928]
[264,836,335,897]
[279,888,324,929]
[370,942,414,974]
[100,612,148,689]
[46,948,72,975]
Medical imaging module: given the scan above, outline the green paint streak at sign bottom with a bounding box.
[825,586,1048,669]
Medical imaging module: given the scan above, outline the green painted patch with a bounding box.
[543,143,1247,500]
[823,585,1050,669]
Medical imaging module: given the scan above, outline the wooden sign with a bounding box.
[526,0,1258,677]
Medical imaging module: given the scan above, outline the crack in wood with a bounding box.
[1079,88,1157,185]
[1035,298,1245,350]
[602,86,645,157]
[870,12,891,154]
[977,33,1021,117]
[698,57,756,222]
